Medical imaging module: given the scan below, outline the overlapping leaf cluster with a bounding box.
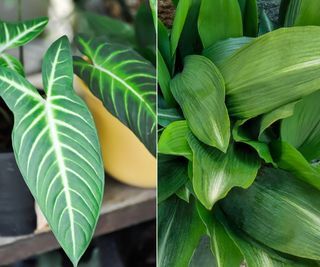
[158,0,320,266]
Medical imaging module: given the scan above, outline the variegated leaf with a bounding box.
[0,17,48,75]
[73,35,156,156]
[0,36,104,266]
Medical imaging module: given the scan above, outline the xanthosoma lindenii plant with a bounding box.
[158,0,320,266]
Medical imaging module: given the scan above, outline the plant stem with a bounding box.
[18,0,24,67]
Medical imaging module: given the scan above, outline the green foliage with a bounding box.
[0,17,48,75]
[0,36,104,266]
[158,0,320,266]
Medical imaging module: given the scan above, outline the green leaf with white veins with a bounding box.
[0,36,104,266]
[73,35,156,156]
[0,17,48,75]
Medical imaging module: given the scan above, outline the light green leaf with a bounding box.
[188,133,260,210]
[170,0,193,56]
[73,35,156,156]
[220,27,320,119]
[259,101,298,139]
[203,37,253,67]
[284,0,320,27]
[0,17,48,75]
[158,120,192,160]
[281,91,320,161]
[222,167,320,260]
[238,0,258,37]
[198,0,243,48]
[158,196,205,267]
[0,36,104,266]
[158,155,189,203]
[197,204,244,267]
[170,55,230,152]
[158,107,184,127]
[270,141,320,190]
[149,0,157,31]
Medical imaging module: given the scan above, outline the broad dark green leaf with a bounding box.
[197,204,243,267]
[170,0,193,56]
[279,0,291,25]
[270,141,320,190]
[281,91,320,161]
[188,133,260,210]
[284,0,320,27]
[158,20,172,72]
[73,35,156,156]
[158,120,192,160]
[158,155,189,203]
[222,167,320,260]
[134,2,155,49]
[238,0,258,37]
[220,27,320,119]
[0,36,104,266]
[0,17,48,75]
[176,184,191,203]
[77,12,135,45]
[198,0,243,48]
[158,107,184,127]
[203,37,253,67]
[170,55,230,152]
[158,196,205,267]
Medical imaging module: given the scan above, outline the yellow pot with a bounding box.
[75,78,156,188]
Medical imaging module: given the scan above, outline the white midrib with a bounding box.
[93,64,156,119]
[46,44,76,256]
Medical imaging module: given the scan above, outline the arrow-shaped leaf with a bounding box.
[0,17,48,75]
[73,35,156,156]
[0,36,104,266]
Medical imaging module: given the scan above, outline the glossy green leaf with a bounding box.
[158,20,172,72]
[158,50,175,107]
[176,184,191,203]
[270,141,320,190]
[0,17,48,75]
[238,0,258,37]
[281,91,320,161]
[198,0,243,48]
[203,37,253,67]
[73,35,156,156]
[170,55,230,152]
[284,0,320,27]
[158,155,189,203]
[188,133,260,210]
[178,0,202,58]
[149,0,157,31]
[222,167,320,260]
[158,196,205,267]
[233,120,274,164]
[197,204,243,267]
[171,0,193,56]
[0,36,104,266]
[220,27,320,119]
[158,107,184,127]
[159,120,192,160]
